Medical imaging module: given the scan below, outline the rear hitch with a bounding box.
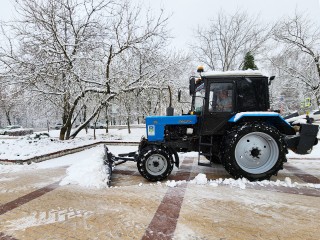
[296,124,319,154]
[286,124,319,154]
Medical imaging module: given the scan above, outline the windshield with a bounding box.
[193,84,205,113]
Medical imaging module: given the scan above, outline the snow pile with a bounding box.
[59,146,110,188]
[284,177,294,187]
[190,173,207,185]
[166,180,187,187]
[165,173,320,190]
[165,173,209,188]
[256,177,319,189]
[217,178,248,189]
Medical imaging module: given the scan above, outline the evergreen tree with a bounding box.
[242,52,258,70]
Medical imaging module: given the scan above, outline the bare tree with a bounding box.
[0,87,14,125]
[0,81,24,125]
[191,10,270,71]
[272,12,320,107]
[0,0,170,140]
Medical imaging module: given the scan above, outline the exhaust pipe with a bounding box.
[166,85,174,116]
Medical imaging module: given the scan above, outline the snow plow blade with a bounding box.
[103,145,115,187]
[103,144,138,186]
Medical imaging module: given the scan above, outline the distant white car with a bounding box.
[0,125,22,135]
[90,122,107,129]
[54,123,63,130]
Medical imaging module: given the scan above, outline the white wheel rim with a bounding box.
[235,132,279,174]
[146,154,167,176]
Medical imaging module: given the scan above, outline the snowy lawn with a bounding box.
[0,127,145,160]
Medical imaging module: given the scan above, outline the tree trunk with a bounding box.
[65,121,72,140]
[60,92,70,140]
[5,110,11,125]
[59,127,67,140]
[127,116,131,134]
[105,105,108,134]
[83,104,88,134]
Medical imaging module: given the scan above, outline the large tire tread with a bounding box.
[137,146,174,182]
[221,122,287,181]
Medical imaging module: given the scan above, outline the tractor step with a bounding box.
[199,143,212,146]
[198,162,212,167]
[200,152,212,157]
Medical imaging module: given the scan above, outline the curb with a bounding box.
[0,141,139,165]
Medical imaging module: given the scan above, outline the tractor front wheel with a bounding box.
[221,123,287,181]
[137,146,174,181]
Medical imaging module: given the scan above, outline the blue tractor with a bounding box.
[105,67,318,184]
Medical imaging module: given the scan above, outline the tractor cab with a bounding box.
[189,68,271,135]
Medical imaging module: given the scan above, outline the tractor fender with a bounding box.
[228,112,296,135]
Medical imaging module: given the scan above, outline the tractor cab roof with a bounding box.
[202,70,266,78]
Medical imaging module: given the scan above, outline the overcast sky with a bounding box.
[1,0,320,49]
[139,0,320,49]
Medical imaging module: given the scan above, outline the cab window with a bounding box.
[208,82,233,112]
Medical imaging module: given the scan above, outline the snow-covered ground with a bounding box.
[1,126,320,191]
[0,127,145,160]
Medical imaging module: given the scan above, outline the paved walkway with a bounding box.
[1,155,320,240]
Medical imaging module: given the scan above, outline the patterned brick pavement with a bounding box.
[1,155,320,240]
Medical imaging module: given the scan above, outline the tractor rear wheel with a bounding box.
[137,146,174,181]
[221,123,287,181]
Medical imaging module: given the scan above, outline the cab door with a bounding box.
[200,81,235,135]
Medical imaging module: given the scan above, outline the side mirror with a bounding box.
[268,76,275,85]
[189,77,195,95]
[178,90,181,102]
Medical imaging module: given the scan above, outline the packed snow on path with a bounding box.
[1,143,320,190]
[3,142,319,190]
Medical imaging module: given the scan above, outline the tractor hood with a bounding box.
[146,115,198,141]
